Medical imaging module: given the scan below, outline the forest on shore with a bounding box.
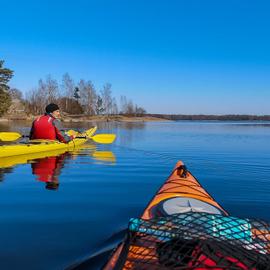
[148,114,270,121]
[1,60,269,121]
[0,60,146,118]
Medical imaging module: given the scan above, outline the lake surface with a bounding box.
[0,120,269,269]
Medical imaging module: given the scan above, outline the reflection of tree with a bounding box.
[0,167,14,182]
[95,121,145,130]
[121,122,145,130]
[84,121,146,146]
[65,121,146,147]
[0,123,10,132]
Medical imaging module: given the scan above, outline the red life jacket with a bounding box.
[31,114,57,140]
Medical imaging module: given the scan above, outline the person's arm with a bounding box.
[29,121,35,139]
[52,119,74,143]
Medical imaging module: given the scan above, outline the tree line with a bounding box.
[22,74,147,116]
[0,60,146,117]
[148,114,270,121]
[1,60,270,120]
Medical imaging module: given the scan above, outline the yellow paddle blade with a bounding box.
[92,151,116,162]
[90,134,116,144]
[0,132,22,141]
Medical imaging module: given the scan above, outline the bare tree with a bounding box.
[120,95,128,114]
[23,73,146,118]
[25,88,44,115]
[126,100,134,115]
[24,75,59,115]
[78,79,97,115]
[37,76,59,105]
[35,80,47,112]
[134,105,146,116]
[61,73,75,112]
[45,75,59,103]
[8,88,23,100]
[101,83,113,115]
[120,96,134,115]
[119,95,146,116]
[111,97,118,115]
[58,97,83,114]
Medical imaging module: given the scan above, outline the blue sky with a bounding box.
[1,0,269,114]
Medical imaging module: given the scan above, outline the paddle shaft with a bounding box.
[0,131,115,143]
[21,135,87,139]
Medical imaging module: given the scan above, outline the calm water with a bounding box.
[0,121,269,269]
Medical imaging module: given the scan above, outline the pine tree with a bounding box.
[96,95,104,115]
[74,87,80,101]
[0,61,13,116]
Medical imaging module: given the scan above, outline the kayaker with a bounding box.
[30,103,75,143]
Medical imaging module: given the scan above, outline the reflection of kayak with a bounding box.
[0,143,116,169]
[103,161,270,270]
[0,127,97,158]
[0,148,69,168]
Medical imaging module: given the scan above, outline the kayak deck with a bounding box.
[141,161,227,220]
[0,127,97,158]
[103,161,270,270]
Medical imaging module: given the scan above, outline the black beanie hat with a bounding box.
[45,103,60,113]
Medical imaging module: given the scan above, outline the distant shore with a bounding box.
[0,115,169,123]
[1,114,270,122]
[62,115,170,123]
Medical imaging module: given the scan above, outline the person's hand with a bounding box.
[71,135,76,140]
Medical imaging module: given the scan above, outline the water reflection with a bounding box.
[92,151,116,163]
[0,121,269,270]
[0,122,10,132]
[0,143,116,186]
[0,148,69,169]
[32,152,70,190]
[0,168,13,182]
[95,121,146,131]
[67,121,147,146]
[93,121,147,146]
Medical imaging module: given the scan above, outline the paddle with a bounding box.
[0,131,116,144]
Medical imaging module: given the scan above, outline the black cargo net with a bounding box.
[117,212,270,269]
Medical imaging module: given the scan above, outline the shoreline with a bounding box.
[1,114,269,123]
[0,115,170,123]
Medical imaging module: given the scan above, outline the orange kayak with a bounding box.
[103,161,270,270]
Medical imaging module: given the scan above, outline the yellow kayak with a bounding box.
[0,127,97,158]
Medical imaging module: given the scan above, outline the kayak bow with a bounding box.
[103,161,270,270]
